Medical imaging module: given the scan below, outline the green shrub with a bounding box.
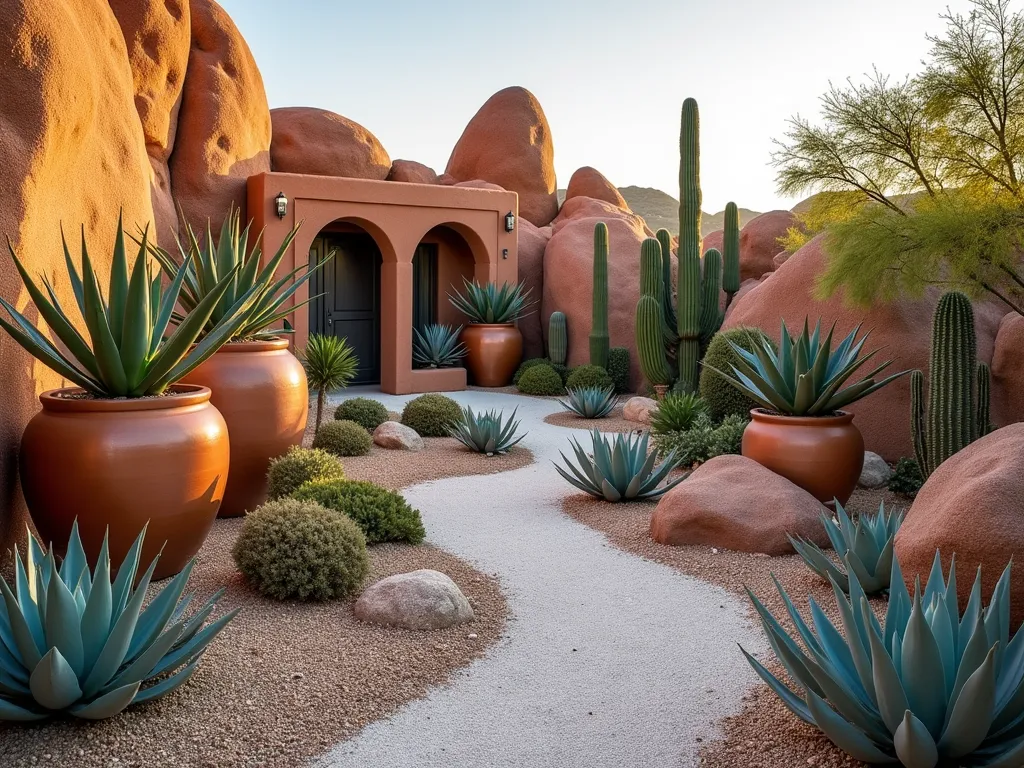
[401,393,462,437]
[651,392,708,435]
[334,397,389,432]
[699,327,775,420]
[550,362,569,385]
[267,445,345,500]
[517,363,564,396]
[513,358,549,385]
[607,347,630,394]
[565,364,613,392]
[653,414,748,467]
[708,414,748,456]
[232,498,369,600]
[888,456,924,497]
[313,419,372,457]
[293,479,425,545]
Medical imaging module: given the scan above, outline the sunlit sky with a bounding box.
[219,0,977,214]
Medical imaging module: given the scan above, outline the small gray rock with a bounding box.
[858,451,892,489]
[373,421,425,451]
[623,396,659,425]
[354,570,475,630]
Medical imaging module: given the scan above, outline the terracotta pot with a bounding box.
[742,409,864,506]
[460,324,522,387]
[20,385,228,580]
[180,339,308,517]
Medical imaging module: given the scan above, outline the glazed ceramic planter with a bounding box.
[180,339,307,517]
[742,409,864,506]
[460,324,522,387]
[20,385,228,580]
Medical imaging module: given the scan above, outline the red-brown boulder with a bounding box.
[738,210,795,281]
[564,167,627,209]
[171,0,270,232]
[895,424,1024,626]
[990,312,1024,427]
[650,455,829,554]
[270,107,391,180]
[388,160,439,185]
[702,229,723,254]
[445,86,557,227]
[518,219,551,360]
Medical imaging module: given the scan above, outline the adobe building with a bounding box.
[248,173,520,394]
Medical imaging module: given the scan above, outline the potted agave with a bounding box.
[707,318,908,505]
[448,278,534,386]
[0,216,259,578]
[148,209,324,517]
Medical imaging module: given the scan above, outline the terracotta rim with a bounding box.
[216,338,289,352]
[749,408,854,426]
[39,384,213,413]
[465,323,516,328]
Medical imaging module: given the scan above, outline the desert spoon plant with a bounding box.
[300,334,358,431]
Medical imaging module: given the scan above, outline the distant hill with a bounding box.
[556,185,761,235]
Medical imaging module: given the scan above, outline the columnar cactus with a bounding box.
[590,222,610,369]
[722,202,741,309]
[655,228,676,328]
[635,238,674,387]
[548,311,567,366]
[912,291,992,477]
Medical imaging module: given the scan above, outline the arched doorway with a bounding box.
[411,224,480,335]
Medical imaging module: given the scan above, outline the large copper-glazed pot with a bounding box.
[180,339,308,517]
[20,385,228,580]
[459,323,522,387]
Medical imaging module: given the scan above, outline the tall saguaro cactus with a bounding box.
[656,228,676,329]
[635,237,674,387]
[722,202,741,309]
[590,222,610,368]
[912,291,992,478]
[548,311,567,365]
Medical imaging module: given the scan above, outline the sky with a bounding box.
[219,0,979,214]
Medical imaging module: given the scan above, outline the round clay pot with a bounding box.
[20,385,228,580]
[460,324,523,387]
[180,339,308,517]
[742,409,864,506]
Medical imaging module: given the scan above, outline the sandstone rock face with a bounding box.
[623,397,659,425]
[723,235,1005,461]
[518,219,551,359]
[702,229,724,255]
[564,167,627,209]
[354,570,475,630]
[542,197,654,390]
[270,107,391,180]
[858,452,892,490]
[445,86,557,227]
[373,422,424,452]
[990,312,1024,428]
[109,0,190,246]
[738,210,795,281]
[170,0,271,232]
[0,0,154,554]
[387,160,439,185]
[895,425,1024,626]
[650,455,829,554]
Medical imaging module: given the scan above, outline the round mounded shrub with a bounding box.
[607,347,630,394]
[232,498,369,601]
[334,397,389,432]
[517,363,564,396]
[699,327,775,420]
[513,358,549,386]
[565,364,613,392]
[401,393,462,437]
[267,446,345,500]
[293,479,426,545]
[313,420,372,457]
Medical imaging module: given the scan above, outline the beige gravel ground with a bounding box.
[543,406,642,434]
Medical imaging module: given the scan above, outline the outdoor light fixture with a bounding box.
[275,191,288,219]
[504,211,515,232]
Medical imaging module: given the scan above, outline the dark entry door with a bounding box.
[309,233,382,385]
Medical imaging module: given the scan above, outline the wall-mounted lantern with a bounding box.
[504,211,515,233]
[275,191,288,219]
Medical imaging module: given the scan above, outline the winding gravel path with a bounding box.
[315,390,763,768]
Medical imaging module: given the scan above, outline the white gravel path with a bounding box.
[315,389,764,768]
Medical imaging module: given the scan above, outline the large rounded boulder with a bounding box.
[445,86,557,227]
[518,219,552,360]
[270,107,391,180]
[990,312,1024,427]
[387,160,439,185]
[564,167,627,209]
[895,424,1024,627]
[737,210,796,280]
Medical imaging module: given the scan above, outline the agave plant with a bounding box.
[448,278,535,324]
[300,334,359,431]
[650,392,708,435]
[554,430,683,502]
[744,552,1024,768]
[148,208,323,342]
[0,523,236,721]
[0,215,258,397]
[789,501,906,595]
[706,318,909,416]
[412,323,468,368]
[558,386,617,419]
[450,406,526,455]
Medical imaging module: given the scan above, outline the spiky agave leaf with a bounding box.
[553,429,683,502]
[450,406,526,455]
[447,278,535,324]
[741,550,1024,766]
[558,386,616,418]
[412,324,468,368]
[0,523,236,721]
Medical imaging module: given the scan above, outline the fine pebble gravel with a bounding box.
[543,406,641,434]
[316,390,763,768]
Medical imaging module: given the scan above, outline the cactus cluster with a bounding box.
[912,291,991,478]
[547,311,567,365]
[589,222,610,368]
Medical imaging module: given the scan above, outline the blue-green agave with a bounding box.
[558,386,616,419]
[789,501,906,595]
[447,278,535,324]
[554,430,683,502]
[450,406,526,455]
[743,552,1024,767]
[0,523,237,721]
[412,323,468,368]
